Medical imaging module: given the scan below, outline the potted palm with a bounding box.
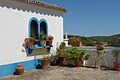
[112,49,120,70]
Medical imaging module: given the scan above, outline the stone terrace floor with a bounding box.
[0,66,120,80]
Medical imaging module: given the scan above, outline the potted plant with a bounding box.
[82,51,91,66]
[57,42,68,66]
[23,38,35,56]
[40,30,47,46]
[46,35,54,47]
[66,47,82,67]
[41,55,50,69]
[112,49,120,70]
[57,48,68,66]
[96,42,105,51]
[69,37,80,47]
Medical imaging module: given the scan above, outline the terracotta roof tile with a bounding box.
[13,0,67,12]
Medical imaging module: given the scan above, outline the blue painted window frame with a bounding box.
[28,17,48,48]
[39,19,48,36]
[28,17,39,39]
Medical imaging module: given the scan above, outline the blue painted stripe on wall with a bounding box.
[0,59,41,78]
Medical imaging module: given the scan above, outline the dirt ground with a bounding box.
[0,66,120,80]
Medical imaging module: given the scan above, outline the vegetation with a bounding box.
[57,46,91,60]
[112,49,120,62]
[67,34,120,47]
[66,47,82,60]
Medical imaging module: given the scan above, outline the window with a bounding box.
[40,19,48,36]
[30,20,39,40]
[28,18,48,47]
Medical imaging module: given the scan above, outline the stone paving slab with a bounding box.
[0,66,120,80]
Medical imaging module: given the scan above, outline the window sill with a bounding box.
[35,45,51,48]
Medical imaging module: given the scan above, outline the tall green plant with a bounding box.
[112,49,120,62]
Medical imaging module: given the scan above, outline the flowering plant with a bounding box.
[48,35,54,41]
[96,42,105,50]
[46,35,54,46]
[69,37,80,47]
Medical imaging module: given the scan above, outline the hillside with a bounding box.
[67,34,120,47]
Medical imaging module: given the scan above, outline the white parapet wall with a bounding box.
[81,46,119,68]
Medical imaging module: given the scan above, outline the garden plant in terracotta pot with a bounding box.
[57,49,68,66]
[41,55,50,69]
[82,51,91,66]
[40,30,47,46]
[94,42,109,69]
[46,35,54,47]
[112,49,120,71]
[23,37,35,56]
[66,47,82,67]
[69,37,80,47]
[57,42,68,66]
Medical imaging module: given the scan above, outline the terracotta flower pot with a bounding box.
[59,57,68,66]
[113,62,120,71]
[16,64,24,75]
[41,59,49,69]
[46,41,52,46]
[74,59,81,67]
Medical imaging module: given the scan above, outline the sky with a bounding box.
[41,0,120,37]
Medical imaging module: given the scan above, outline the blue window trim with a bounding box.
[28,17,39,38]
[28,18,49,49]
[39,19,48,36]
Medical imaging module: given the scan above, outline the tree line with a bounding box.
[66,34,120,47]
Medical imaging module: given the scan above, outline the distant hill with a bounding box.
[67,34,120,47]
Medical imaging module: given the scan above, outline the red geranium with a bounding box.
[48,35,53,41]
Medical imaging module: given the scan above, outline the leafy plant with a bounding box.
[59,42,66,49]
[112,49,120,62]
[66,47,82,60]
[84,52,91,60]
[40,31,47,40]
[57,49,67,57]
[29,37,36,43]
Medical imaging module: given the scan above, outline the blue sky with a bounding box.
[42,0,120,37]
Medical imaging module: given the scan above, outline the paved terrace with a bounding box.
[0,66,120,80]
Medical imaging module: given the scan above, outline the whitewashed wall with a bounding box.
[0,0,64,65]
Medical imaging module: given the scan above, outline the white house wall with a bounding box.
[0,1,64,65]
